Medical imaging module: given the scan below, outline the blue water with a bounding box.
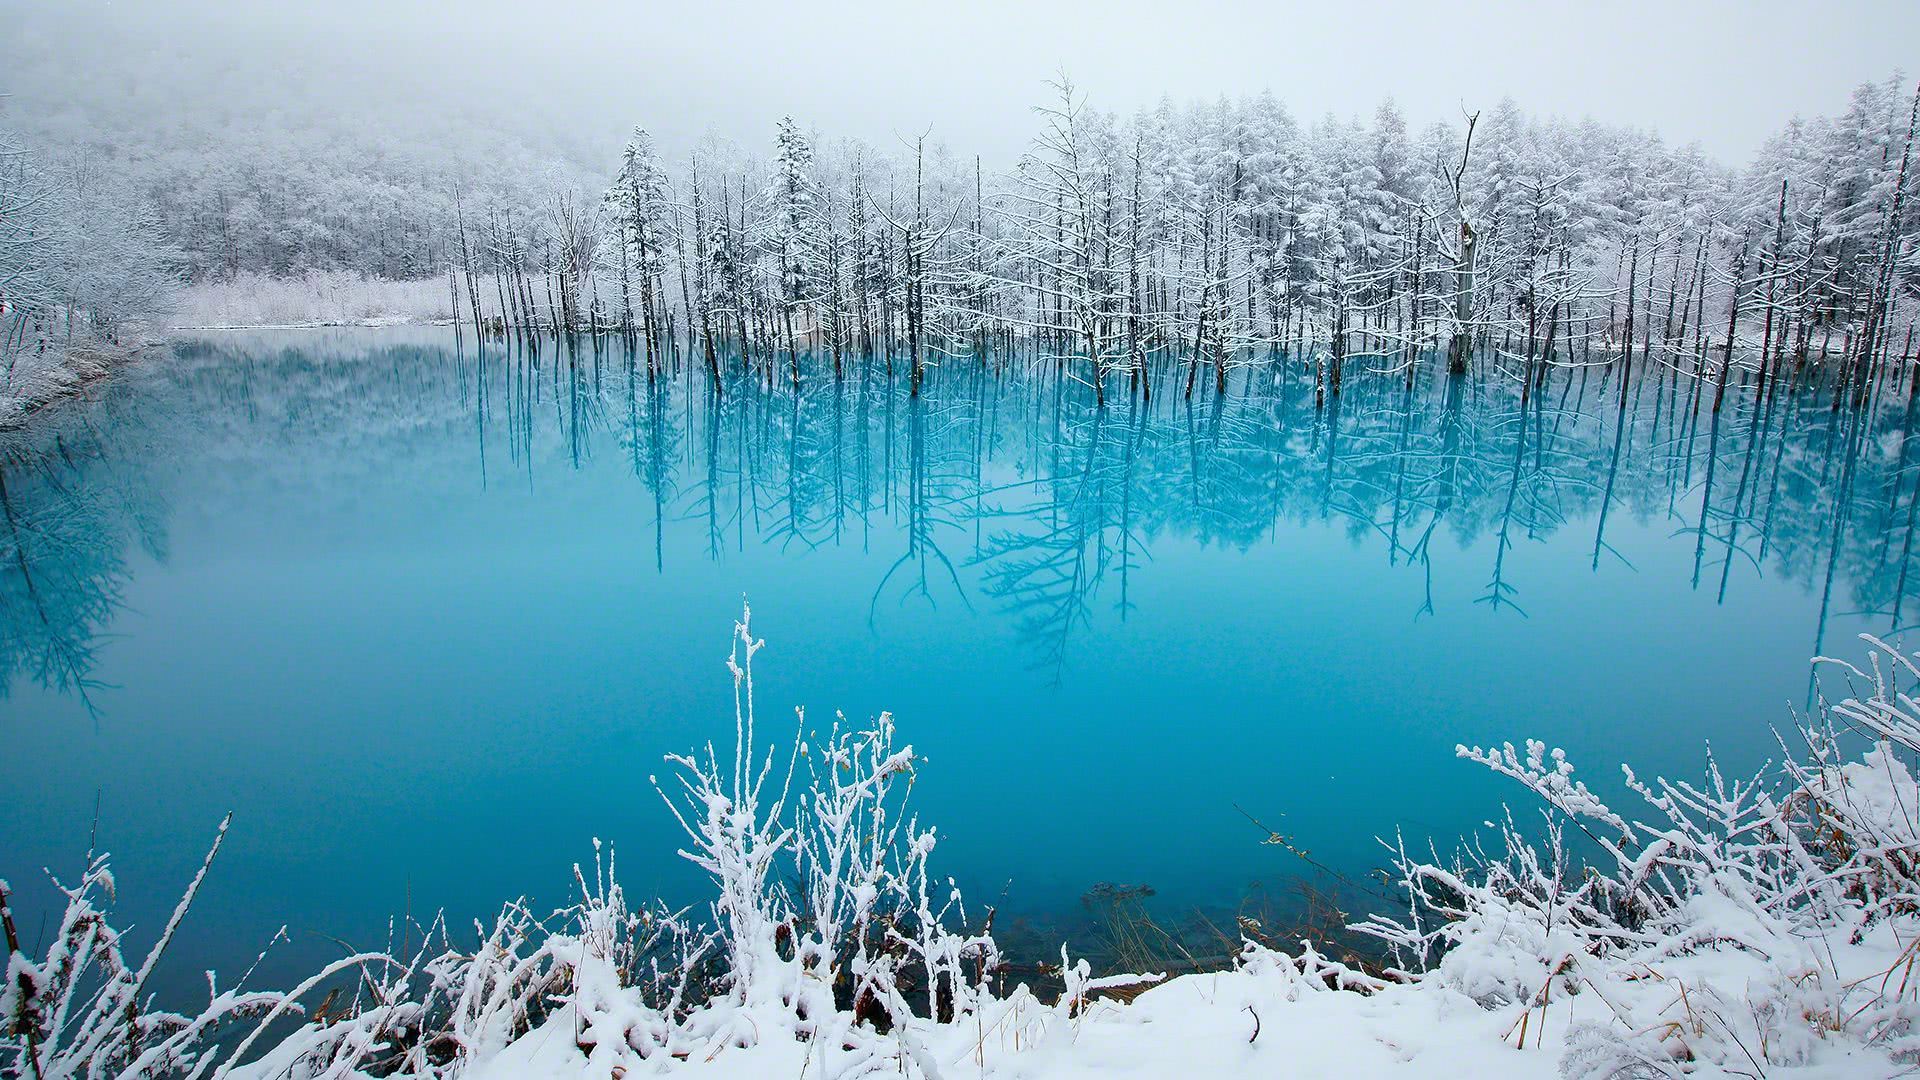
[2,328,1909,997]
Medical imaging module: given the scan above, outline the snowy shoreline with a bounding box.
[170,271,460,331]
[170,317,453,331]
[7,608,1919,1078]
[0,339,152,431]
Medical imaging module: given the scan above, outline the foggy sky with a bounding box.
[10,0,1917,168]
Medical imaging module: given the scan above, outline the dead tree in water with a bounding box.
[451,184,484,336]
[870,133,956,397]
[1443,110,1481,375]
[995,77,1113,403]
[1848,81,1920,408]
[685,159,723,392]
[1713,226,1753,413]
[1754,179,1789,406]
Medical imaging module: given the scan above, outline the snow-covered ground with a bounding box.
[6,610,1920,1078]
[173,271,456,329]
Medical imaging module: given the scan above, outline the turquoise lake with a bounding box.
[2,328,1910,999]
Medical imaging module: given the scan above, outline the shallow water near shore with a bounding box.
[2,327,1910,1001]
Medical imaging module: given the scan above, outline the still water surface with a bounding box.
[2,328,1910,997]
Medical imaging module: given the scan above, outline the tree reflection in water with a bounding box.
[6,331,1918,702]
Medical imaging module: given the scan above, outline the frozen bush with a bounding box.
[1356,632,1920,1074]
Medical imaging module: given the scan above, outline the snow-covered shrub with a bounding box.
[238,843,703,1078]
[3,606,1014,1078]
[235,606,1008,1077]
[641,603,1001,1073]
[1356,632,1920,1074]
[0,816,330,1078]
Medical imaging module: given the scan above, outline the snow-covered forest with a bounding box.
[7,65,1920,421]
[549,74,1920,407]
[0,129,177,421]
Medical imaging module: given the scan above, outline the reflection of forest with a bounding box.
[0,383,174,711]
[6,333,1917,700]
